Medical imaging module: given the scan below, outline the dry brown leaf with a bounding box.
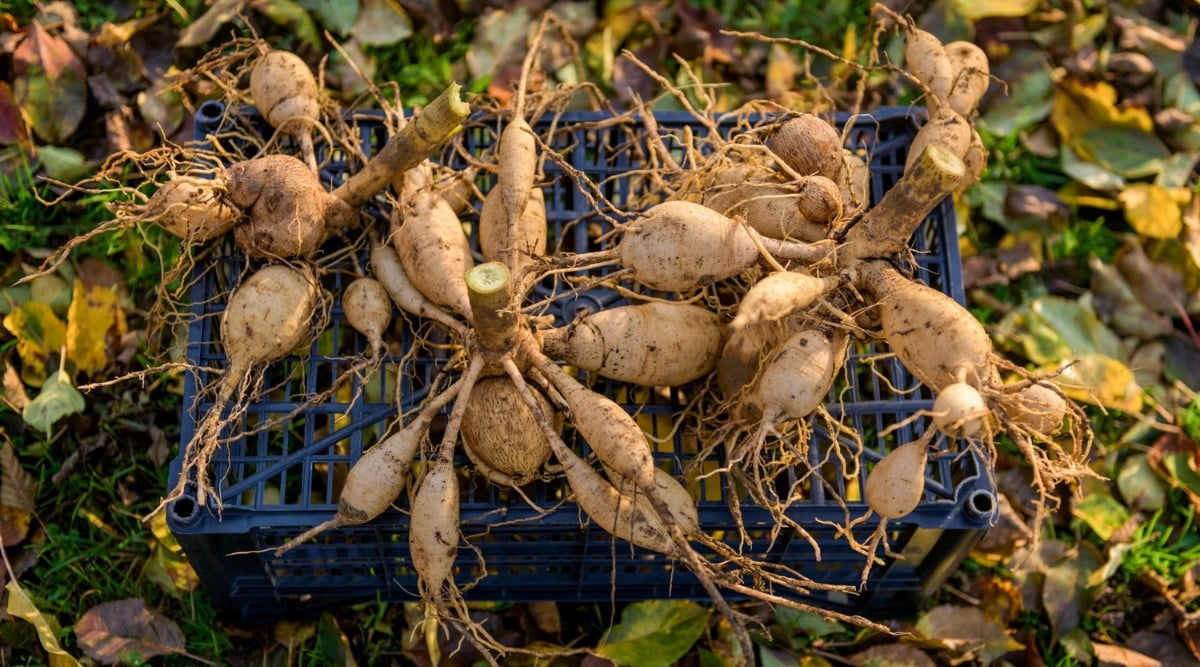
[849,642,938,667]
[527,601,562,636]
[74,599,187,665]
[1093,643,1162,667]
[0,439,37,546]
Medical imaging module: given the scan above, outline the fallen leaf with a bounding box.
[1073,491,1131,542]
[316,613,357,667]
[36,145,94,183]
[3,300,67,387]
[11,21,87,144]
[1093,643,1162,667]
[1128,628,1198,667]
[177,0,246,48]
[136,76,185,137]
[977,53,1054,137]
[250,0,321,52]
[326,38,376,101]
[140,543,201,597]
[949,0,1039,20]
[22,364,85,434]
[1180,615,1200,662]
[765,43,801,100]
[0,438,37,546]
[74,599,187,665]
[528,601,562,636]
[1004,185,1068,230]
[1061,144,1126,191]
[849,642,938,667]
[298,0,358,35]
[1051,78,1154,147]
[28,272,71,316]
[467,7,532,84]
[1043,545,1100,642]
[1116,453,1169,511]
[275,618,317,653]
[66,280,124,377]
[1052,352,1144,414]
[1089,256,1174,341]
[914,605,1024,664]
[2,356,30,411]
[1120,183,1184,239]
[0,80,31,148]
[597,600,712,667]
[5,580,84,666]
[994,294,1126,365]
[350,0,413,46]
[1148,433,1200,509]
[1076,125,1169,179]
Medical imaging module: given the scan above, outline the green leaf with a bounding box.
[977,64,1053,137]
[1075,126,1169,179]
[351,0,413,46]
[1072,491,1130,542]
[22,365,85,434]
[298,0,358,35]
[597,600,712,667]
[36,145,94,183]
[1060,144,1125,191]
[137,77,186,138]
[1043,554,1083,641]
[1116,453,1169,511]
[316,613,357,667]
[251,0,322,52]
[994,294,1125,366]
[11,21,87,144]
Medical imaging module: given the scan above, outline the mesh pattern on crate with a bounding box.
[168,105,996,619]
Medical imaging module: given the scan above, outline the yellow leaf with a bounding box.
[1051,353,1143,414]
[1051,78,1154,147]
[950,0,1039,20]
[2,301,67,387]
[4,580,84,667]
[65,280,124,376]
[1119,183,1183,239]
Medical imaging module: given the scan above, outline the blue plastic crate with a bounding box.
[167,102,997,621]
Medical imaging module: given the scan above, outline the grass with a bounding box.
[365,23,484,108]
[695,0,871,48]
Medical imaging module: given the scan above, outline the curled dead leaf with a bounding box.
[74,598,187,665]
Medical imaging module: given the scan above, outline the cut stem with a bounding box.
[467,262,519,352]
[845,143,964,258]
[331,83,471,212]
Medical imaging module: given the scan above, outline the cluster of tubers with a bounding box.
[81,11,1095,666]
